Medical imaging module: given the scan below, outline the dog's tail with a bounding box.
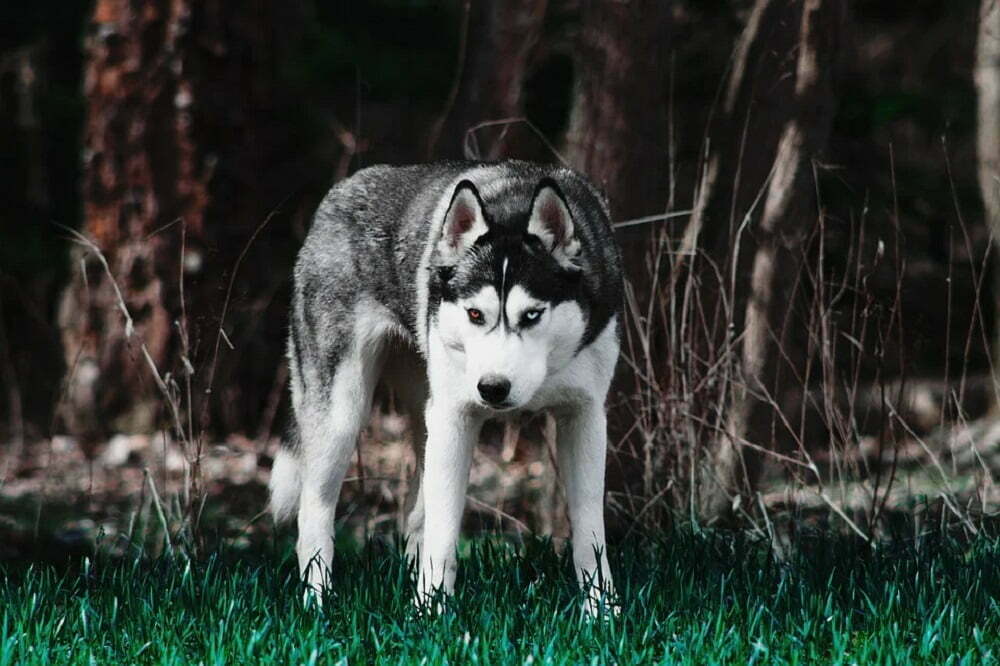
[269,444,302,524]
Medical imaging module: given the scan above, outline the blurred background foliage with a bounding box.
[0,0,997,544]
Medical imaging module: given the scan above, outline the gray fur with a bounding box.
[286,160,621,408]
[270,160,624,613]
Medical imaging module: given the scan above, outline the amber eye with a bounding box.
[467,308,484,325]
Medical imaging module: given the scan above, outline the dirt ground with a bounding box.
[3,403,999,561]
[0,410,568,561]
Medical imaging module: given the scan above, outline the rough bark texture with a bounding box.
[428,0,548,160]
[563,0,669,259]
[59,0,314,448]
[976,0,1000,401]
[699,0,847,518]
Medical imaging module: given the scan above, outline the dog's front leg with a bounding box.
[557,404,616,615]
[417,398,481,605]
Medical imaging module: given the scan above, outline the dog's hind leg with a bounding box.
[400,383,427,564]
[294,317,387,599]
[381,347,428,563]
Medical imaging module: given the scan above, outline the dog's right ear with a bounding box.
[436,180,488,263]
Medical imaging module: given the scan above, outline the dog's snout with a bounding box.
[477,375,511,405]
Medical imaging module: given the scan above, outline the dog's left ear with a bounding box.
[527,179,580,265]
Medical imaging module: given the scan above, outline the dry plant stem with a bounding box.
[463,117,570,167]
[61,227,187,444]
[144,466,173,555]
[941,137,996,414]
[132,472,148,550]
[198,207,281,453]
[613,210,693,231]
[642,243,668,502]
[615,46,989,534]
[60,224,210,551]
[714,0,845,519]
[466,495,530,536]
[696,306,874,542]
[176,223,199,532]
[756,491,785,559]
[693,163,773,517]
[885,402,979,532]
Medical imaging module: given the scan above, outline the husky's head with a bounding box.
[429,178,587,411]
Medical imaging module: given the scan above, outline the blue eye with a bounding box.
[520,309,544,327]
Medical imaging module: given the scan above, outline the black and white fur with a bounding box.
[270,160,623,612]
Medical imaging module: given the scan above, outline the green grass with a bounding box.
[2,532,999,664]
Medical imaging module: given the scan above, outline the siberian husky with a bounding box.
[269,160,623,612]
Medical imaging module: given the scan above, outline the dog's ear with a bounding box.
[527,179,580,265]
[436,180,488,263]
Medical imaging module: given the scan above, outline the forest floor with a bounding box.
[2,405,1000,561]
[0,414,566,561]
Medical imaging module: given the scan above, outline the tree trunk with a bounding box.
[59,0,314,449]
[563,0,669,249]
[686,0,805,260]
[698,0,846,519]
[976,0,1000,405]
[428,0,548,160]
[672,1,804,521]
[558,0,670,528]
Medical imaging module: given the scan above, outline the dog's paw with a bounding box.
[302,585,324,610]
[582,588,621,620]
[411,589,447,617]
[404,537,422,567]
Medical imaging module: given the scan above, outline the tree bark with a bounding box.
[557,0,669,528]
[428,0,548,160]
[686,0,805,265]
[675,0,807,519]
[976,0,1000,405]
[698,0,846,519]
[59,0,314,448]
[563,0,669,248]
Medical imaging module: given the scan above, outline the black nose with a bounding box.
[477,376,511,405]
